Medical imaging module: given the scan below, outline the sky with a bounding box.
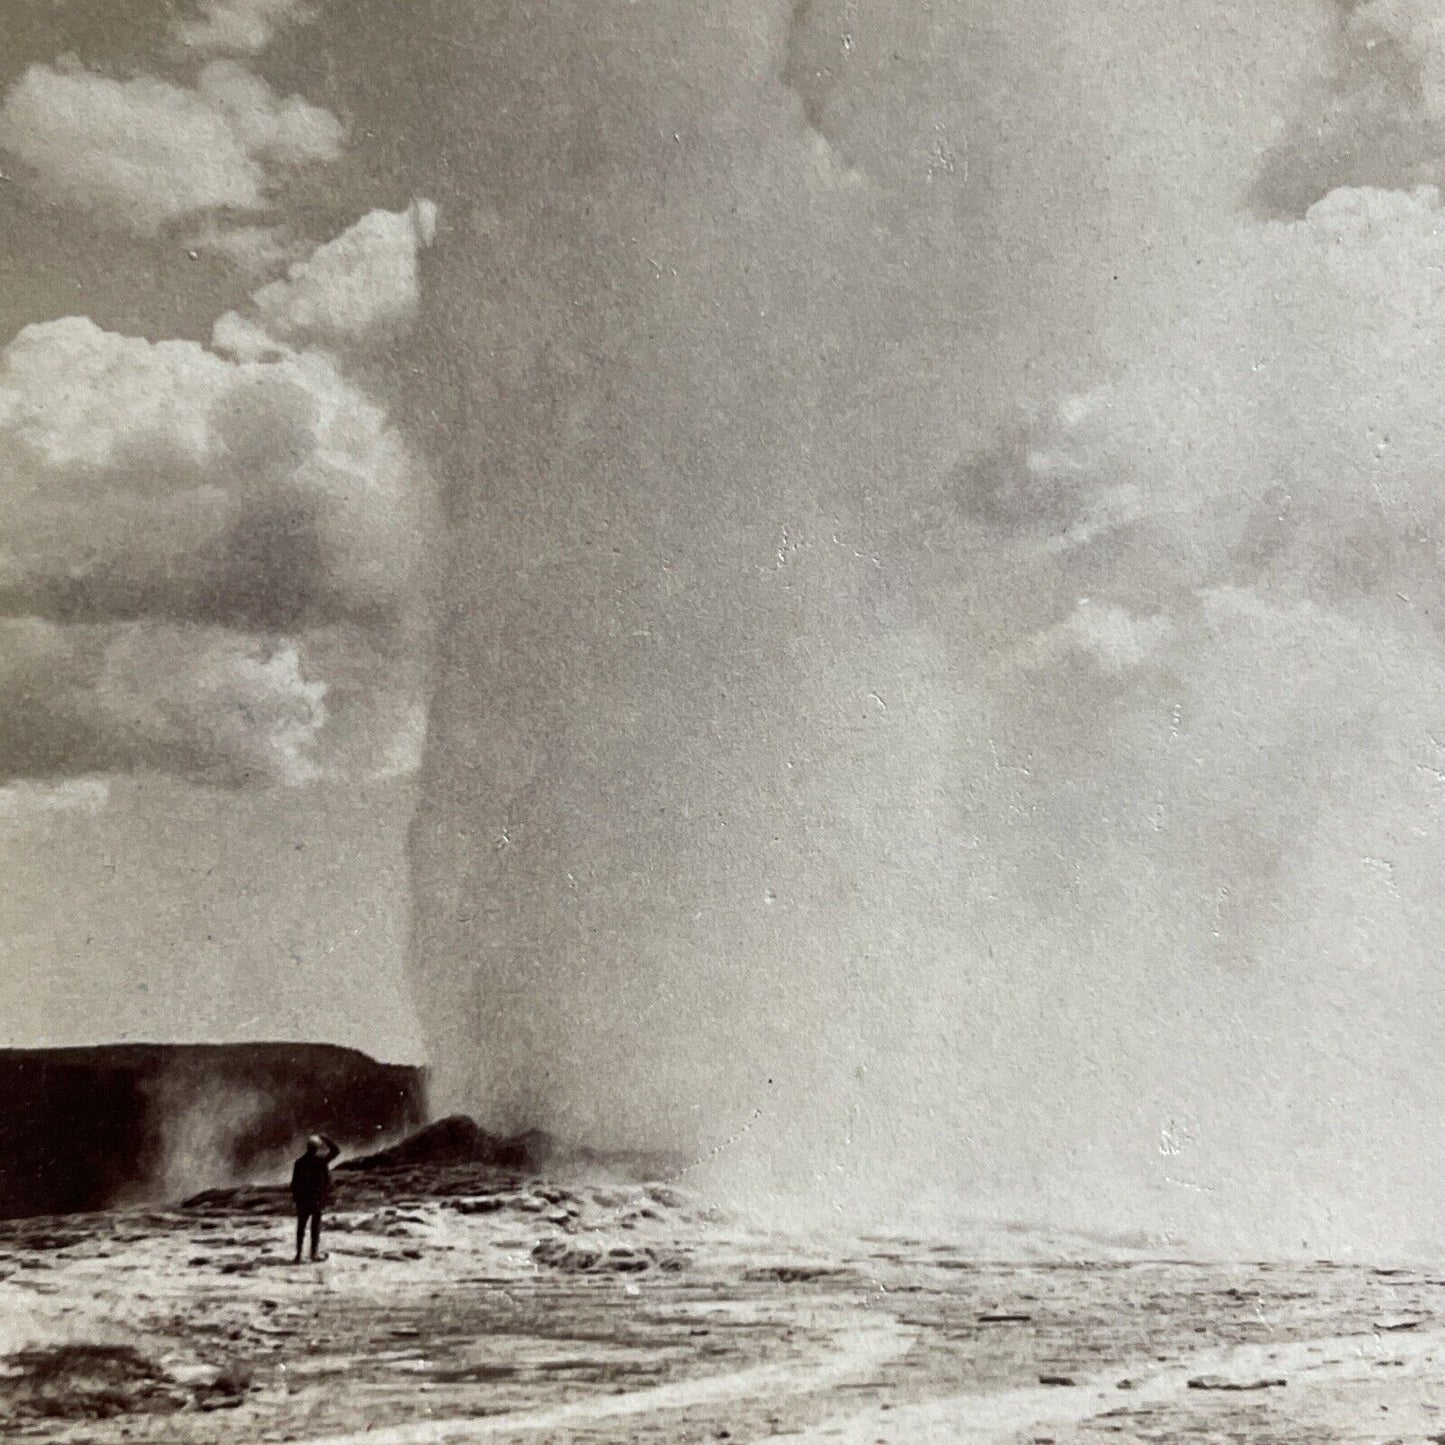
[0,0,436,1061]
[5,0,1445,1255]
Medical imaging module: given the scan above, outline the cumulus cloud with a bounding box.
[97,628,327,785]
[0,620,327,787]
[0,316,426,633]
[174,0,314,56]
[0,201,437,789]
[967,181,1445,614]
[944,167,1445,1021]
[0,59,341,234]
[217,202,439,356]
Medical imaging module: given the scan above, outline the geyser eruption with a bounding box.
[398,1,980,1215]
[384,1,1445,1256]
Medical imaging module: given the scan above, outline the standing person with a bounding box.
[290,1133,340,1263]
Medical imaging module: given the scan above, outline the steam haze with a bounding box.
[381,1,1445,1256]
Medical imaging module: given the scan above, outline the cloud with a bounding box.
[98,628,326,785]
[0,620,327,787]
[0,59,341,235]
[951,391,1147,544]
[1255,0,1445,214]
[0,314,427,634]
[1031,602,1177,676]
[174,0,314,57]
[908,165,1445,936]
[218,202,439,357]
[0,203,438,789]
[964,182,1445,617]
[196,60,341,166]
[0,613,428,790]
[940,170,1445,1033]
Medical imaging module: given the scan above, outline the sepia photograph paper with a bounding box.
[0,1,1441,1440]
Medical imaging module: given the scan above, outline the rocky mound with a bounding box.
[180,1117,716,1279]
[338,1114,554,1172]
[183,1117,603,1213]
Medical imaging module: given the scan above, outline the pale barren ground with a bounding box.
[1,1166,1443,1443]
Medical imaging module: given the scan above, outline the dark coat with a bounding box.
[291,1153,332,1211]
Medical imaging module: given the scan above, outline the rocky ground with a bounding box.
[1,1154,1444,1442]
